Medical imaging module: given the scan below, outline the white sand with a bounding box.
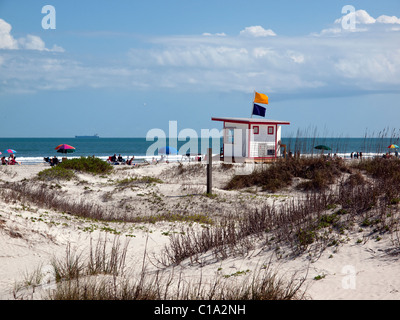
[1,161,400,300]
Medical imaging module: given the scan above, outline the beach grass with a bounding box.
[158,156,400,266]
[6,146,400,300]
[225,157,349,192]
[43,237,306,300]
[37,166,76,181]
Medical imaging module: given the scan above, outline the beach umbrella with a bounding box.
[3,149,16,154]
[158,146,178,155]
[314,145,331,156]
[314,145,331,151]
[388,144,399,149]
[158,146,178,162]
[55,144,76,154]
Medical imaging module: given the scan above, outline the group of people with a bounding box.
[1,154,18,165]
[108,154,136,165]
[324,153,343,160]
[382,151,399,159]
[43,156,60,166]
[350,152,363,159]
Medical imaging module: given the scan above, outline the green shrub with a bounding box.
[225,157,348,192]
[57,157,113,175]
[318,213,340,229]
[355,158,400,183]
[296,228,316,248]
[37,166,76,181]
[117,176,163,185]
[345,171,366,187]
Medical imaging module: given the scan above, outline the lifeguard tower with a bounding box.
[211,117,290,162]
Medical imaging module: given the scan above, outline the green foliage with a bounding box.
[314,274,326,281]
[296,228,316,247]
[345,171,366,187]
[117,176,163,185]
[37,157,112,180]
[318,213,340,229]
[223,269,251,278]
[225,157,349,192]
[134,213,213,225]
[355,158,400,187]
[57,157,113,175]
[390,198,400,205]
[37,166,76,181]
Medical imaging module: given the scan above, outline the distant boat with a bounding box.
[75,134,100,139]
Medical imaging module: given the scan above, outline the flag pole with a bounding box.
[251,90,255,118]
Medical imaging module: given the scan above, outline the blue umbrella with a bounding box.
[158,146,178,155]
[3,149,17,154]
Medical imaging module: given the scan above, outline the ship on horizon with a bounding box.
[75,134,100,139]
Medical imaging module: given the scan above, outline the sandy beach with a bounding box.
[1,160,400,300]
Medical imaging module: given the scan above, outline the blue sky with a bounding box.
[0,0,399,137]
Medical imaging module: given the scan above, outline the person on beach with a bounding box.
[1,156,7,165]
[117,154,124,163]
[126,155,134,165]
[8,154,17,165]
[51,156,59,166]
[111,154,117,162]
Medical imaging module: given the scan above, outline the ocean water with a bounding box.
[282,137,397,156]
[0,137,221,164]
[0,137,398,164]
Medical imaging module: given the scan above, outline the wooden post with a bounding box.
[207,148,212,194]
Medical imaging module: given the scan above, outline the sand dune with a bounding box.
[1,161,399,300]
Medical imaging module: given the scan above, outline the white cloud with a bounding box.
[318,26,368,36]
[0,18,64,52]
[287,51,305,64]
[376,15,400,24]
[334,10,376,25]
[252,47,274,59]
[0,19,18,49]
[18,35,47,51]
[126,21,400,95]
[333,9,400,27]
[239,26,276,37]
[132,45,251,69]
[202,32,226,37]
[1,10,399,98]
[51,44,65,53]
[18,35,66,52]
[318,10,400,36]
